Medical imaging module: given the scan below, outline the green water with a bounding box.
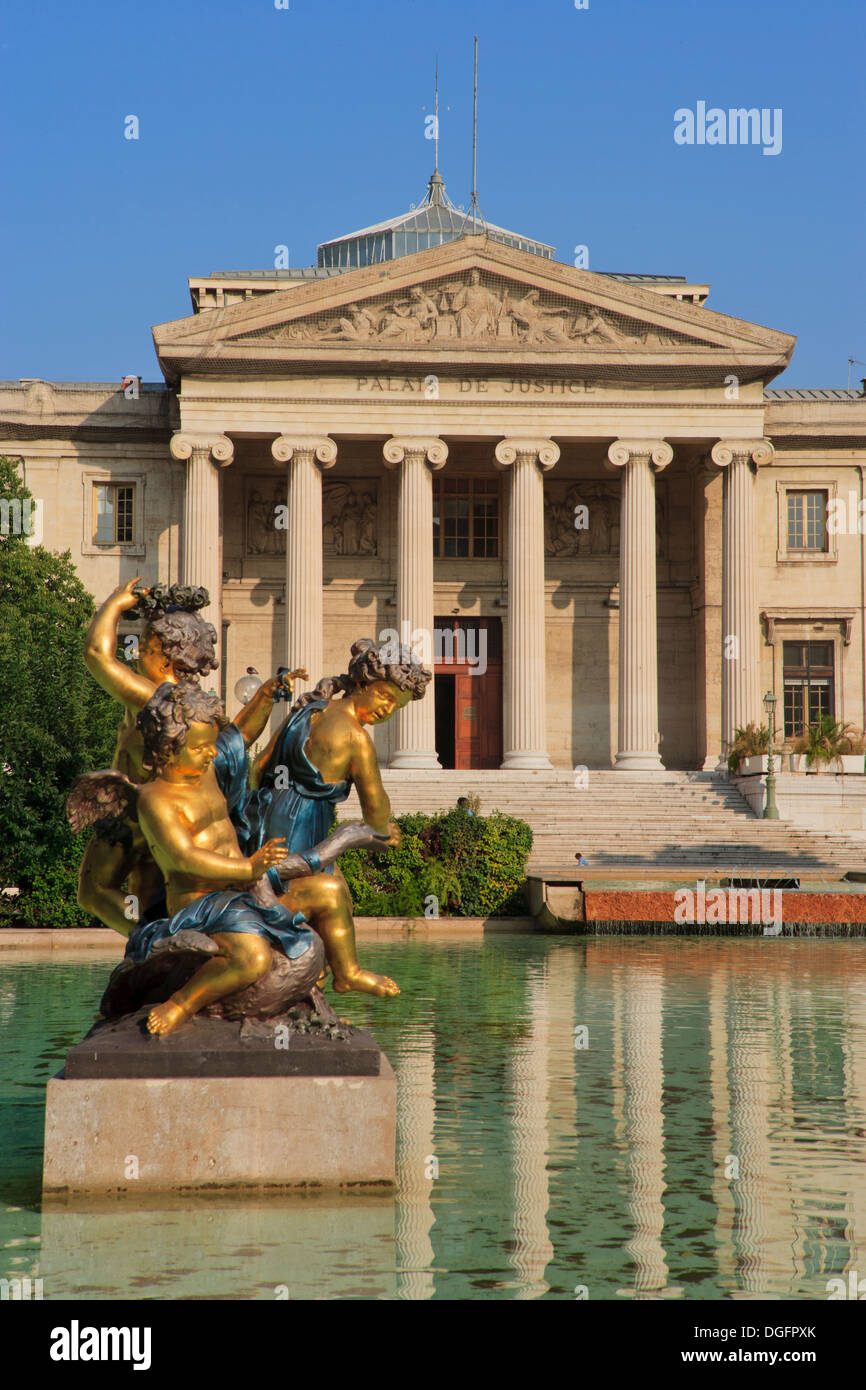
[1,935,865,1300]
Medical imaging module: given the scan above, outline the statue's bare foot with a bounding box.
[146,1000,191,1035]
[333,968,400,999]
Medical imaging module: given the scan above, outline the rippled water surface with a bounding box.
[1,935,865,1300]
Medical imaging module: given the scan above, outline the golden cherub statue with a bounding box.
[69,681,391,1035]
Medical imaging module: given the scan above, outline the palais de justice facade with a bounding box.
[3,177,865,774]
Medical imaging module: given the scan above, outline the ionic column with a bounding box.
[607,439,673,771]
[271,436,338,699]
[710,439,774,768]
[382,437,447,769]
[170,432,234,657]
[494,438,560,770]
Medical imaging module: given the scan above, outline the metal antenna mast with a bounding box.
[469,35,483,233]
[434,56,440,170]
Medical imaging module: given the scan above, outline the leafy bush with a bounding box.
[792,715,866,767]
[0,456,118,924]
[726,722,769,773]
[337,806,533,917]
[0,840,92,929]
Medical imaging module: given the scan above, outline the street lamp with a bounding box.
[763,689,780,819]
[234,666,262,705]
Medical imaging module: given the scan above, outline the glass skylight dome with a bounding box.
[317,169,554,270]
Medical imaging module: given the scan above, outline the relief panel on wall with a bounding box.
[244,478,378,557]
[543,479,667,558]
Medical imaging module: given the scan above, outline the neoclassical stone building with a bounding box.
[3,178,865,773]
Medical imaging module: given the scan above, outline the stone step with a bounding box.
[343,769,865,874]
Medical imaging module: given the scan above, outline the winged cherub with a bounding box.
[68,682,389,1036]
[78,577,306,936]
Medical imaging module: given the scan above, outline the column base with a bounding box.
[388,750,442,770]
[501,751,553,771]
[614,752,666,772]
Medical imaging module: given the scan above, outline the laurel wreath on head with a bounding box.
[126,582,211,621]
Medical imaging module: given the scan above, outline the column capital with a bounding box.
[382,436,448,471]
[170,433,234,467]
[271,435,337,469]
[494,438,560,472]
[710,438,774,469]
[607,438,673,472]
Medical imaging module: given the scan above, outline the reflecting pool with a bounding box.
[1,935,865,1300]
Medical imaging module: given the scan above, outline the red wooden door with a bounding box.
[435,617,502,769]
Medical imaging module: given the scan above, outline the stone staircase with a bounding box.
[344,770,866,879]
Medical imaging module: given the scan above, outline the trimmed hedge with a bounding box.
[0,811,533,930]
[337,807,533,917]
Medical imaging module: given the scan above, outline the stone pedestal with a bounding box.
[43,1013,396,1194]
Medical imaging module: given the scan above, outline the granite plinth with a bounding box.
[64,1009,381,1078]
[44,1012,396,1193]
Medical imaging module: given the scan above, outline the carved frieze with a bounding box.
[322,482,378,556]
[543,480,667,558]
[237,271,714,352]
[244,477,377,557]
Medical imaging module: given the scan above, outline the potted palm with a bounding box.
[727,722,770,776]
[790,716,866,773]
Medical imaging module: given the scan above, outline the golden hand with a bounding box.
[257,668,309,701]
[384,820,401,848]
[248,838,288,879]
[109,576,145,611]
[258,675,284,700]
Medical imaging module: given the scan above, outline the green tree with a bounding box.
[0,456,117,918]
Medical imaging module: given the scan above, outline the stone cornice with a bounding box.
[761,607,856,646]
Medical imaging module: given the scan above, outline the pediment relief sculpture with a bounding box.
[237,270,715,352]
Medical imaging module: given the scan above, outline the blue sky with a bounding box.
[1,0,863,386]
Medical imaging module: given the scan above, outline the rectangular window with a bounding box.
[786,491,827,552]
[94,483,135,544]
[783,640,835,738]
[433,478,499,558]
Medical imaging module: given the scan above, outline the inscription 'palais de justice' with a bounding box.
[355,376,597,394]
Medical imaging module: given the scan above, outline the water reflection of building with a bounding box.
[26,939,866,1299]
[617,963,671,1295]
[395,1027,436,1300]
[508,961,554,1297]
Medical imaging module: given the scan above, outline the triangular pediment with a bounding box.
[153,236,794,384]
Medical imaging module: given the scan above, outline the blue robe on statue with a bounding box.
[125,723,314,964]
[244,701,352,873]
